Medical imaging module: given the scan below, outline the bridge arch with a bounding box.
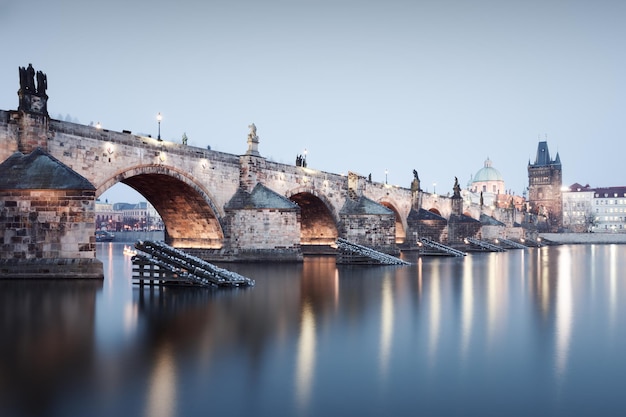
[378,198,407,244]
[286,187,339,246]
[97,164,224,248]
[428,208,443,217]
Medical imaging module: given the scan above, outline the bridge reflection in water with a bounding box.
[1,243,626,417]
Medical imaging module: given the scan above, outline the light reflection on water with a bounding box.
[1,243,626,417]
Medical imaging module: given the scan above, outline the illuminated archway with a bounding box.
[97,165,224,248]
[288,190,338,245]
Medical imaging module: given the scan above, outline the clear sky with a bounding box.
[2,0,625,203]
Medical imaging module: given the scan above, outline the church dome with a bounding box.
[472,158,503,183]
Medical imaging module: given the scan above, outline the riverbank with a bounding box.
[540,232,626,244]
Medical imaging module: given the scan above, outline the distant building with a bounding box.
[96,200,162,231]
[562,183,594,232]
[463,158,522,210]
[528,141,562,231]
[469,158,505,195]
[591,186,626,232]
[563,184,626,233]
[95,200,124,231]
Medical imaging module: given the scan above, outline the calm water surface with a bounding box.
[1,243,626,417]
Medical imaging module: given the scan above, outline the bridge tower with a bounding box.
[528,140,562,231]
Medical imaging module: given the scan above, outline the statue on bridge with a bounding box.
[453,176,461,198]
[246,123,260,156]
[36,70,47,96]
[248,123,257,140]
[18,64,36,93]
[19,64,47,96]
[411,169,421,193]
[18,64,48,114]
[295,154,307,167]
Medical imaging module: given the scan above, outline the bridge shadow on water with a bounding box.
[0,279,103,417]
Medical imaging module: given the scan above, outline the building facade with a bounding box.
[562,183,594,232]
[592,187,626,232]
[563,184,626,233]
[95,201,162,231]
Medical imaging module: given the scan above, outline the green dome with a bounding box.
[472,158,503,182]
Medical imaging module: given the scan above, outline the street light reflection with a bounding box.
[295,300,316,412]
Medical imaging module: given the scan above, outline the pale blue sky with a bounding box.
[2,0,625,203]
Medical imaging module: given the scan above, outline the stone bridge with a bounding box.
[0,65,522,278]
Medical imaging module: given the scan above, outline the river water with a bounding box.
[1,243,626,417]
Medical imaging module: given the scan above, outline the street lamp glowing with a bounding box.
[157,112,162,141]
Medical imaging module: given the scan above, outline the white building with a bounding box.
[562,183,594,232]
[562,184,626,233]
[592,187,626,232]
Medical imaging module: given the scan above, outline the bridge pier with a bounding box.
[219,182,303,261]
[0,149,103,279]
[339,195,398,255]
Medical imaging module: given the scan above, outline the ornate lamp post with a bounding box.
[157,112,162,141]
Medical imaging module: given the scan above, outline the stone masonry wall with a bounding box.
[339,213,397,254]
[0,189,96,259]
[47,120,242,212]
[0,110,19,163]
[0,188,103,278]
[226,209,301,251]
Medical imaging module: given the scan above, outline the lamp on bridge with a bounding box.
[303,148,308,167]
[385,169,388,185]
[157,112,162,141]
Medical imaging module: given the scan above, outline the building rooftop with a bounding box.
[0,148,94,190]
[472,158,503,183]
